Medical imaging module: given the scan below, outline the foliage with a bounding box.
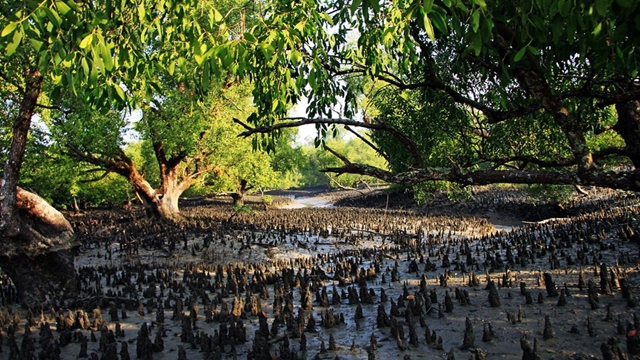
[293,133,389,188]
[261,195,273,206]
[370,86,477,172]
[411,181,474,205]
[4,0,640,214]
[524,184,576,205]
[233,204,253,213]
[269,128,307,188]
[235,0,640,191]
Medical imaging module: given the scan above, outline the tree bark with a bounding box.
[1,67,43,236]
[231,179,252,206]
[128,162,186,219]
[615,97,640,168]
[231,192,245,206]
[0,67,76,307]
[156,166,184,217]
[322,163,640,191]
[0,186,77,308]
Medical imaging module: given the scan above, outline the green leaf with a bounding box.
[167,60,175,75]
[138,3,146,21]
[5,29,22,56]
[308,69,317,90]
[113,84,126,101]
[101,44,113,71]
[38,50,50,70]
[592,22,602,36]
[29,38,44,51]
[350,0,362,13]
[370,0,380,13]
[81,56,89,75]
[259,43,275,61]
[1,22,19,37]
[551,20,563,42]
[202,61,210,89]
[194,53,204,65]
[616,0,635,7]
[50,72,63,84]
[294,20,306,33]
[566,15,576,43]
[243,32,257,43]
[430,8,447,34]
[220,48,233,67]
[470,34,482,55]
[79,33,93,49]
[423,0,434,12]
[44,7,62,28]
[595,0,608,16]
[470,10,480,33]
[290,49,301,65]
[422,12,435,40]
[212,8,223,22]
[514,46,527,62]
[56,1,71,15]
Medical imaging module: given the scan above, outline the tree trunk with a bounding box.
[156,166,184,217]
[231,179,252,207]
[130,166,185,219]
[0,187,77,308]
[231,192,245,207]
[1,67,43,236]
[0,67,76,307]
[615,97,640,168]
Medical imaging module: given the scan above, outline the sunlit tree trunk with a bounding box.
[1,67,43,236]
[129,163,187,219]
[0,66,77,306]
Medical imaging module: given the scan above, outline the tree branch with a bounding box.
[344,125,385,157]
[78,169,113,183]
[235,116,423,167]
[559,87,640,106]
[321,162,640,191]
[65,144,134,178]
[324,145,351,165]
[35,102,70,115]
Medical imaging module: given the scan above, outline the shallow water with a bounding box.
[281,195,334,209]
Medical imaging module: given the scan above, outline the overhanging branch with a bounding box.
[321,162,640,191]
[235,116,423,167]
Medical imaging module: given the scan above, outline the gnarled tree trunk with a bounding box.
[231,179,253,206]
[128,162,188,219]
[0,67,77,308]
[0,186,77,308]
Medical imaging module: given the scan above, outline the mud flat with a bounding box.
[1,187,640,360]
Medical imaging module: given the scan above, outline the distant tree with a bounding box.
[269,128,308,189]
[294,134,389,188]
[51,81,262,217]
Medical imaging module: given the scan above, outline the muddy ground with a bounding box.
[2,185,640,360]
